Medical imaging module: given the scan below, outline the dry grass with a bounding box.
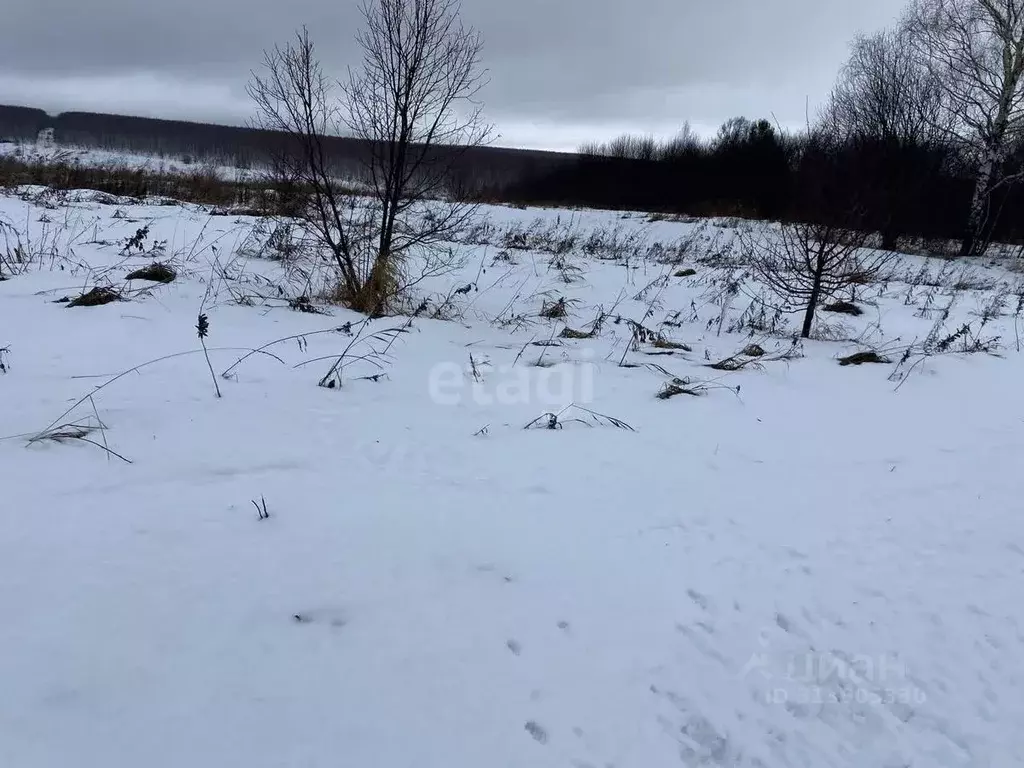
[539,296,572,319]
[65,286,123,307]
[656,376,741,400]
[558,327,594,340]
[125,262,177,284]
[27,397,132,463]
[741,343,765,357]
[823,300,864,316]
[838,351,890,366]
[657,379,704,399]
[706,341,801,372]
[523,403,635,431]
[650,337,692,352]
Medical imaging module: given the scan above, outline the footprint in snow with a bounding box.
[782,546,808,560]
[292,609,347,628]
[775,612,795,633]
[674,623,728,665]
[525,721,548,744]
[474,564,516,584]
[687,589,711,613]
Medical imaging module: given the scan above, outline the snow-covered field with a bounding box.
[2,184,1024,767]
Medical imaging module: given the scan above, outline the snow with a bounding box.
[2,185,1024,767]
[0,138,261,183]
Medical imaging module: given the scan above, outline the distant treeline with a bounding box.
[0,105,50,141]
[2,104,1022,247]
[503,120,1006,246]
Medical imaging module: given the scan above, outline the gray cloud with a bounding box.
[0,0,906,150]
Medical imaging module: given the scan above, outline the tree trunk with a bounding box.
[880,227,899,251]
[802,254,826,338]
[800,302,816,339]
[961,150,997,257]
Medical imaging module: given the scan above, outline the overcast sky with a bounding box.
[0,0,906,152]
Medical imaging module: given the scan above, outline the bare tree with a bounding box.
[747,221,896,338]
[343,0,492,308]
[827,26,945,143]
[660,122,705,160]
[249,0,492,314]
[248,30,367,296]
[823,26,948,249]
[714,117,757,148]
[906,0,1024,255]
[578,125,705,162]
[578,133,660,160]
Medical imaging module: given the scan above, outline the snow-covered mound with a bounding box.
[1,189,1023,767]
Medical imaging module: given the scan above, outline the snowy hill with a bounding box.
[0,137,263,182]
[2,185,1023,767]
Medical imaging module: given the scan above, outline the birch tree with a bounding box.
[907,0,1024,255]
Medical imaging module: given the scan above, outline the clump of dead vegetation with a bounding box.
[823,300,863,316]
[523,403,634,431]
[612,318,693,367]
[706,339,802,371]
[538,294,586,320]
[839,350,890,366]
[63,286,123,307]
[125,262,177,284]
[651,337,692,352]
[559,326,594,340]
[656,375,741,400]
[25,394,131,463]
[552,306,613,341]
